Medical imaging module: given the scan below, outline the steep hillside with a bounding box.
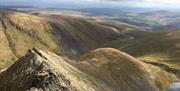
[43,14,137,56]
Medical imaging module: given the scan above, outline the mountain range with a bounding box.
[0,10,180,91]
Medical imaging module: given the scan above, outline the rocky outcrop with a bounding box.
[0,48,98,91]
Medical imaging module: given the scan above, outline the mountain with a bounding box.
[0,10,180,91]
[0,48,176,91]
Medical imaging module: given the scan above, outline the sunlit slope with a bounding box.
[0,11,58,69]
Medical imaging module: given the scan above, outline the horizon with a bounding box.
[0,0,180,10]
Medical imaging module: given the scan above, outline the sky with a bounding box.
[0,0,180,9]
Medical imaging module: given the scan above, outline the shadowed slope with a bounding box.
[44,14,135,56]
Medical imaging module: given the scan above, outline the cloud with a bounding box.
[96,0,180,4]
[1,0,179,3]
[98,0,142,1]
[1,0,179,9]
[100,0,180,6]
